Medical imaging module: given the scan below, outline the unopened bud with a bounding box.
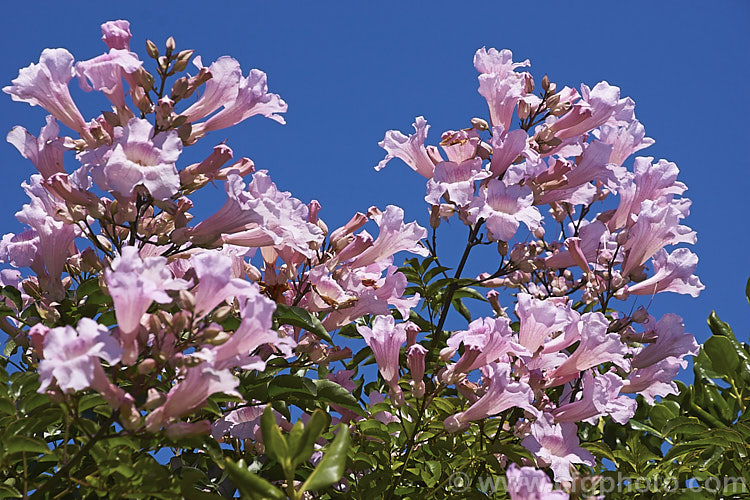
[213,305,233,323]
[245,264,262,282]
[524,74,534,94]
[172,50,193,73]
[497,240,509,257]
[537,126,555,143]
[158,56,169,71]
[171,77,189,100]
[631,307,649,324]
[146,39,159,59]
[429,205,441,229]
[176,289,195,311]
[205,331,230,345]
[532,226,545,239]
[316,219,328,237]
[143,388,166,410]
[542,74,550,92]
[471,117,489,131]
[165,36,176,55]
[171,311,189,333]
[439,346,457,362]
[550,102,571,117]
[546,94,560,109]
[477,141,493,160]
[138,358,157,374]
[517,100,531,120]
[615,230,628,246]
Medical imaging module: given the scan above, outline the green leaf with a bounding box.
[313,379,365,416]
[745,277,750,306]
[3,338,16,357]
[301,424,351,493]
[707,311,735,339]
[663,416,710,436]
[0,397,14,416]
[275,303,331,342]
[0,483,22,499]
[290,409,329,467]
[224,459,285,500]
[1,286,22,311]
[452,298,471,322]
[582,441,618,465]
[3,436,50,455]
[267,374,317,399]
[452,286,487,302]
[703,336,740,376]
[261,405,289,468]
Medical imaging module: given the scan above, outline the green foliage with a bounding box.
[593,280,750,499]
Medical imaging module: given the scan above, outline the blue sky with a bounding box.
[0,0,748,359]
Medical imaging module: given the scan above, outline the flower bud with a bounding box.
[439,346,456,362]
[497,241,509,257]
[477,141,493,160]
[404,321,420,347]
[138,358,157,374]
[545,93,560,109]
[176,289,195,311]
[245,264,262,282]
[171,77,189,100]
[615,230,629,246]
[143,388,166,410]
[165,36,176,55]
[550,102,572,117]
[172,50,193,73]
[205,330,230,345]
[524,74,534,94]
[542,74,550,91]
[517,100,531,120]
[631,306,649,324]
[429,205,441,229]
[213,305,233,323]
[146,39,159,59]
[471,117,489,131]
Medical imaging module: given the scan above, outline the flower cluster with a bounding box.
[372,47,702,486]
[0,23,703,497]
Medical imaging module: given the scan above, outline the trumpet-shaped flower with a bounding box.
[76,49,142,112]
[506,464,569,500]
[515,294,576,353]
[608,157,686,230]
[467,179,541,242]
[521,413,594,482]
[444,362,537,432]
[101,20,132,50]
[83,118,182,200]
[7,116,66,178]
[547,312,629,386]
[425,158,489,207]
[552,371,636,424]
[348,205,428,268]
[630,313,698,369]
[3,48,91,141]
[106,246,190,361]
[189,251,255,318]
[627,248,704,297]
[375,116,435,178]
[38,318,122,393]
[357,315,406,391]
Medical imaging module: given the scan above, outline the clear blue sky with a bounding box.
[0,0,748,356]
